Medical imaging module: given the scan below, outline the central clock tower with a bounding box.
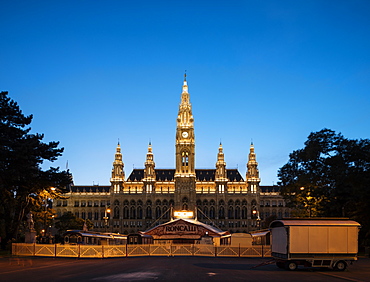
[175,74,196,211]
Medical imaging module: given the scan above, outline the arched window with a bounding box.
[228,206,234,219]
[182,151,189,166]
[162,206,168,219]
[235,206,241,219]
[114,206,120,219]
[137,206,143,219]
[182,197,188,210]
[156,206,161,219]
[123,206,129,219]
[146,206,152,219]
[219,206,225,219]
[242,206,247,219]
[130,206,136,219]
[210,206,215,219]
[203,206,208,219]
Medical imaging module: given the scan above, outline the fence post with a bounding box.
[33,242,36,256]
[102,245,104,259]
[126,243,128,258]
[214,245,217,257]
[54,244,57,258]
[78,244,80,259]
[239,243,240,257]
[261,244,264,258]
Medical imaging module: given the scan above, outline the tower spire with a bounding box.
[110,143,125,193]
[144,142,156,193]
[246,143,260,193]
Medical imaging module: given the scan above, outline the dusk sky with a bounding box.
[1,1,370,186]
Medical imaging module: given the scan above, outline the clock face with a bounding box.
[182,131,189,138]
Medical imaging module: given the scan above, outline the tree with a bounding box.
[278,128,370,246]
[0,91,72,249]
[54,212,93,236]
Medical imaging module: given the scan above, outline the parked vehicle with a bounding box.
[270,219,360,271]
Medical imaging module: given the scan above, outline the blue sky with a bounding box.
[1,0,370,185]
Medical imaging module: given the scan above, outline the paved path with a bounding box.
[1,256,369,281]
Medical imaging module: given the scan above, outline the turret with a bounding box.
[246,143,260,193]
[110,142,125,193]
[215,143,228,193]
[143,142,156,193]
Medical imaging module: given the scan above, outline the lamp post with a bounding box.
[300,186,313,217]
[104,208,111,232]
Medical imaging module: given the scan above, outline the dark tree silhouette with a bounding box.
[278,128,370,246]
[0,91,71,249]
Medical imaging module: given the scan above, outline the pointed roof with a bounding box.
[142,218,230,239]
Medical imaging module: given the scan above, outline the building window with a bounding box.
[137,206,143,219]
[130,206,136,219]
[74,201,79,207]
[210,206,215,219]
[219,184,225,193]
[235,206,240,219]
[242,206,247,219]
[114,206,120,219]
[156,206,161,219]
[228,206,234,219]
[219,206,225,219]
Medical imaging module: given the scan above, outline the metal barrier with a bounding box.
[12,243,271,258]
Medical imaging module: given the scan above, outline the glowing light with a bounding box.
[173,210,194,219]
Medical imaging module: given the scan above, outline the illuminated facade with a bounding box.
[55,75,290,233]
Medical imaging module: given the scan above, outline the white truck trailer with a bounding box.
[269,219,360,271]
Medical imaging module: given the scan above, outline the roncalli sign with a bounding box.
[164,223,198,234]
[143,219,227,239]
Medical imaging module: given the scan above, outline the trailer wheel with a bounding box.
[285,261,297,271]
[334,261,347,271]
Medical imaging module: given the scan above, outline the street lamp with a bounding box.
[104,208,111,232]
[300,187,313,217]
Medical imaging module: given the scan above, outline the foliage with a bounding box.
[0,91,72,249]
[278,128,370,245]
[54,212,93,235]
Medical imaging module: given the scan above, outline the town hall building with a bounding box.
[55,75,290,234]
